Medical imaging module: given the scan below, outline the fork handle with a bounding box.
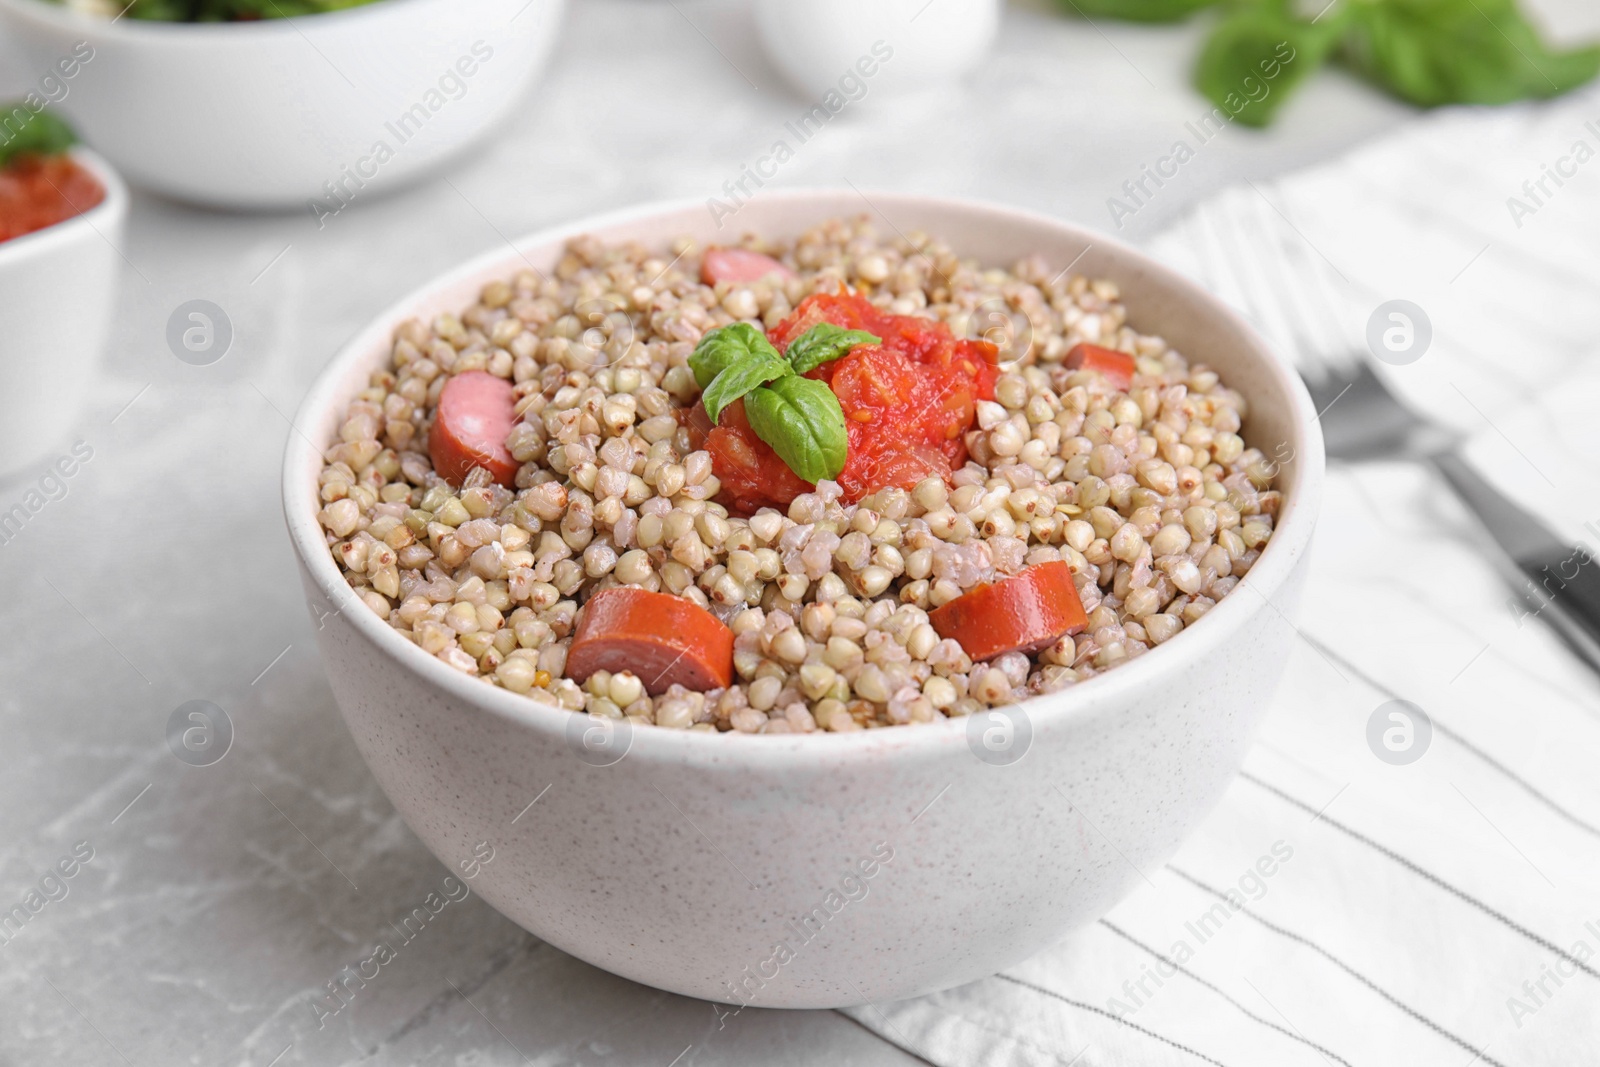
[1430,451,1600,676]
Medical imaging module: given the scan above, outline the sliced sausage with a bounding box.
[928,561,1087,662]
[700,247,795,287]
[430,370,519,487]
[566,587,735,695]
[1064,343,1136,392]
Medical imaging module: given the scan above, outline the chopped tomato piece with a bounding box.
[1064,343,1136,391]
[929,561,1087,661]
[696,397,812,516]
[702,291,998,513]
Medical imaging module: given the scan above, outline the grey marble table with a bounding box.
[0,0,1592,1064]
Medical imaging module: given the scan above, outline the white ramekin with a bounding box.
[0,146,125,478]
[754,0,1000,102]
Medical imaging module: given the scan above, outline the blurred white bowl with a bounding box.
[0,0,566,209]
[0,147,124,478]
[754,0,999,103]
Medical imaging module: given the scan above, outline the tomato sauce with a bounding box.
[696,291,998,514]
[0,155,105,244]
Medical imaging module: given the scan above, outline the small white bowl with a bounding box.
[754,0,1000,102]
[0,0,566,209]
[0,147,125,479]
[282,191,1324,1009]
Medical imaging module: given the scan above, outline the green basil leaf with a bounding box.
[1342,0,1600,107]
[0,105,77,169]
[1194,5,1344,128]
[1055,0,1219,24]
[687,322,781,390]
[784,323,880,376]
[702,353,792,425]
[743,376,848,485]
[133,0,200,17]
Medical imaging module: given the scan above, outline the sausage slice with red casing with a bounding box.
[566,587,736,695]
[429,370,519,487]
[928,561,1088,662]
[700,247,795,287]
[1064,343,1136,392]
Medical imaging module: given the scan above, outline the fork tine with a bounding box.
[1192,190,1298,367]
[1226,189,1321,373]
[1168,184,1375,390]
[1161,179,1433,460]
[1242,190,1350,383]
[1248,191,1363,375]
[1296,236,1366,368]
[1187,195,1251,318]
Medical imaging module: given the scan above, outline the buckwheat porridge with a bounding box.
[315,217,1281,734]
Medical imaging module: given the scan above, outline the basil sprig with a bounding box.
[1342,0,1600,107]
[686,321,879,484]
[743,376,849,485]
[784,323,881,375]
[689,322,771,389]
[1056,0,1600,126]
[701,351,790,423]
[0,106,76,170]
[1193,4,1346,127]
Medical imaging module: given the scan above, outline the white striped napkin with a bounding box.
[841,86,1600,1067]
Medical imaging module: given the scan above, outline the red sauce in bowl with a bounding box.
[0,155,106,244]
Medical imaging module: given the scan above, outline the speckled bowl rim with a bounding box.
[282,189,1325,768]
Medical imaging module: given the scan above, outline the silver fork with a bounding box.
[1170,186,1600,676]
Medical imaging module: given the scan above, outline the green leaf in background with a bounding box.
[688,322,780,390]
[1057,0,1220,24]
[783,323,880,375]
[743,376,848,485]
[1342,0,1600,107]
[0,105,77,169]
[119,0,193,17]
[1059,0,1600,124]
[701,352,792,424]
[1194,3,1347,127]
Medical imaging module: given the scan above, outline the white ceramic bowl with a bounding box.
[0,147,125,479]
[282,191,1324,1009]
[0,0,565,209]
[754,0,1000,102]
